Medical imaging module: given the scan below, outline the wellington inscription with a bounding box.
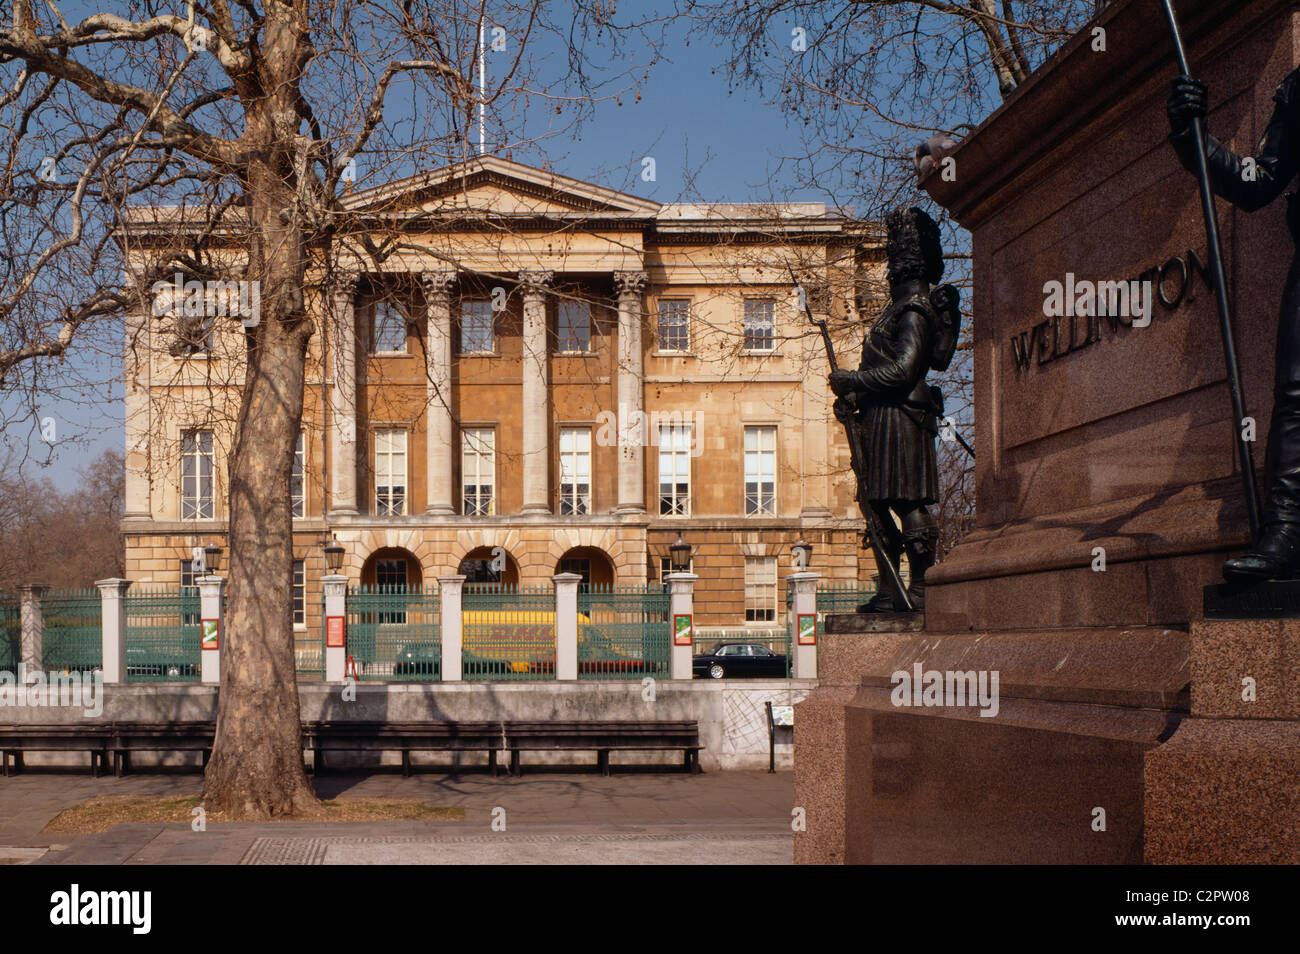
[1010,248,1213,373]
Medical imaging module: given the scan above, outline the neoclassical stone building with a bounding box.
[120,157,876,630]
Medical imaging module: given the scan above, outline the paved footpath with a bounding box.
[0,770,793,865]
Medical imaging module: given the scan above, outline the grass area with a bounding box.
[42,795,464,834]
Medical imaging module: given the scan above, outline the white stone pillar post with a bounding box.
[19,584,47,676]
[666,572,698,680]
[322,574,348,683]
[423,270,458,514]
[197,576,225,684]
[438,574,465,682]
[96,579,131,684]
[787,571,820,679]
[614,270,648,513]
[519,270,554,514]
[329,275,360,515]
[553,572,581,681]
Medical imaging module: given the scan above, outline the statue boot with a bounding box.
[857,530,904,613]
[1223,521,1300,581]
[901,508,939,609]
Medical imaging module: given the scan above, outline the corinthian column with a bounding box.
[329,274,360,516]
[422,270,458,514]
[519,270,554,514]
[614,270,648,513]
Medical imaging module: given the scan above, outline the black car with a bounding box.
[692,642,788,679]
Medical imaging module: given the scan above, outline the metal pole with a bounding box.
[1160,0,1263,542]
[478,18,487,155]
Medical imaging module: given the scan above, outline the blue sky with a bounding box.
[3,3,924,489]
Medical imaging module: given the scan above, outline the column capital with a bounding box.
[518,270,555,292]
[330,273,358,301]
[421,269,458,299]
[613,270,648,298]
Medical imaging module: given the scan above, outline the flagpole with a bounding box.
[478,17,487,155]
[1160,0,1262,542]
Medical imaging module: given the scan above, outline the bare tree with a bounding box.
[0,449,124,591]
[0,0,667,818]
[679,1,1095,549]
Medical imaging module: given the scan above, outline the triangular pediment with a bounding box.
[342,155,661,219]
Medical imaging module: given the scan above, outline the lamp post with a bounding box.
[203,542,222,578]
[669,533,692,573]
[791,537,813,571]
[322,535,347,682]
[666,534,696,680]
[324,536,345,574]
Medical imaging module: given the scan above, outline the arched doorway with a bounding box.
[361,547,423,590]
[459,545,520,585]
[556,546,615,589]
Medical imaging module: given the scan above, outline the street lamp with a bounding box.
[203,543,222,576]
[669,534,692,573]
[791,537,813,570]
[324,537,345,573]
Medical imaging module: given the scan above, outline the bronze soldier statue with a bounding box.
[829,206,960,611]
[1169,70,1300,580]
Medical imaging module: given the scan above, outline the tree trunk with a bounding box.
[202,134,323,817]
[202,308,321,818]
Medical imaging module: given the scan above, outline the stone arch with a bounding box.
[359,546,423,588]
[449,527,525,576]
[543,525,620,569]
[555,546,616,587]
[459,545,521,585]
[332,527,442,584]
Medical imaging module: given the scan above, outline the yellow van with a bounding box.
[458,611,649,674]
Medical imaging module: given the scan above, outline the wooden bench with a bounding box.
[0,725,113,777]
[303,721,506,777]
[108,722,215,778]
[503,721,702,776]
[0,719,703,777]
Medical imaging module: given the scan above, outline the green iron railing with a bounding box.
[41,588,103,673]
[124,584,201,682]
[577,583,671,680]
[461,583,554,681]
[815,580,879,617]
[0,595,19,675]
[296,628,324,677]
[344,584,440,681]
[298,601,324,678]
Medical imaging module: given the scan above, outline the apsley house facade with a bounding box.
[119,156,878,635]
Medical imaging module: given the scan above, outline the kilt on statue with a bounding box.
[829,206,961,612]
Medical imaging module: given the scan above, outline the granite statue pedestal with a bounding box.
[794,0,1300,864]
[1144,614,1300,863]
